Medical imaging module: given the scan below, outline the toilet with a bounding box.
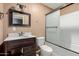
[36,37,53,56]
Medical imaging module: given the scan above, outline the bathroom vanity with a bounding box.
[0,36,36,56]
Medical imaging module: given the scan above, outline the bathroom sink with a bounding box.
[4,35,36,41]
[4,32,36,41]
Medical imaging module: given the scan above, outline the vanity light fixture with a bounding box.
[16,3,26,11]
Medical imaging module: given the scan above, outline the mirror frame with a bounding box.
[9,9,31,27]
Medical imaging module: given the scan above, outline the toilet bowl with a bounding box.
[40,45,53,56]
[36,37,53,56]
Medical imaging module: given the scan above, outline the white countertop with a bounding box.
[4,35,36,41]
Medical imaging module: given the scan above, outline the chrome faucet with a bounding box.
[19,32,23,36]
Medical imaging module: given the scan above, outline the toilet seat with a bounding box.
[40,45,53,52]
[36,37,53,55]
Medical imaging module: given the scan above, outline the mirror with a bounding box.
[9,9,31,26]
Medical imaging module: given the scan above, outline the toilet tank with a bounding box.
[36,37,45,47]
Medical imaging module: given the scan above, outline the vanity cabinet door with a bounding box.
[23,44,36,56]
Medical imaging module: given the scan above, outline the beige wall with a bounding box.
[3,3,52,38]
[0,4,3,44]
[60,3,79,15]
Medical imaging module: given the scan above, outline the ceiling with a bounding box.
[43,3,68,9]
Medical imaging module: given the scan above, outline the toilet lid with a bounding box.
[40,45,53,52]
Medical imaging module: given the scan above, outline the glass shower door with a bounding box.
[46,10,60,45]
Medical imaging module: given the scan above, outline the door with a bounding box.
[45,10,60,45]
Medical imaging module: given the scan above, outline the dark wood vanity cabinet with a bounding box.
[0,37,36,56]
